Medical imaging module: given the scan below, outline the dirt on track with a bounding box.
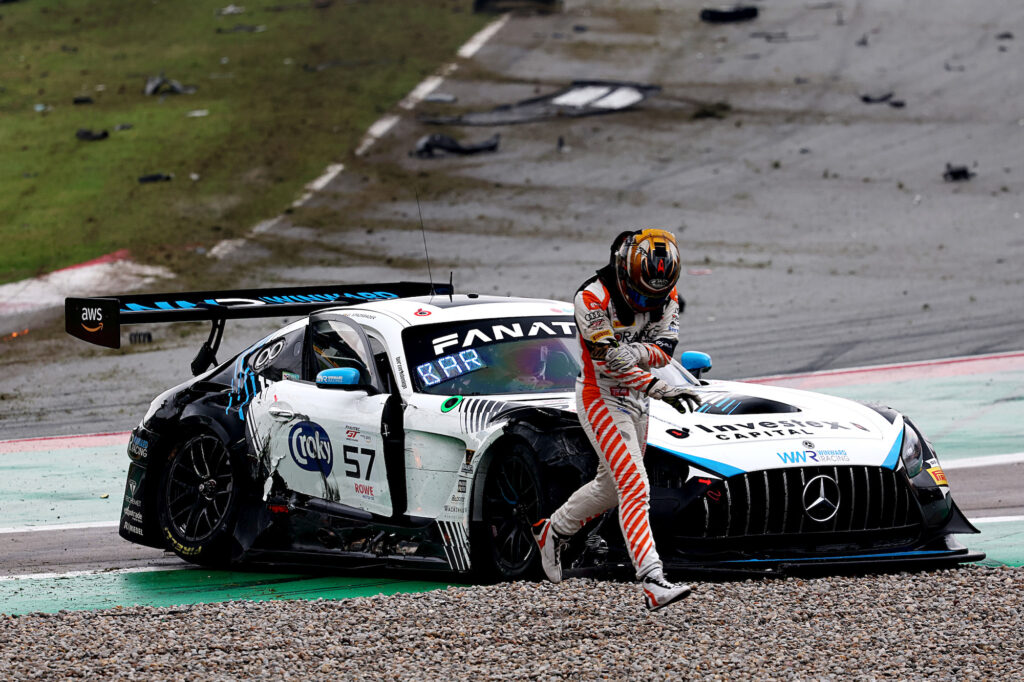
[2,0,1023,435]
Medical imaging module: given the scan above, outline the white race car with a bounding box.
[65,283,983,578]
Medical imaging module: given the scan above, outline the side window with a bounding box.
[302,314,382,390]
[369,335,397,394]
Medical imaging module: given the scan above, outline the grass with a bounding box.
[0,0,489,284]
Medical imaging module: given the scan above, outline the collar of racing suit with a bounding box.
[593,264,666,326]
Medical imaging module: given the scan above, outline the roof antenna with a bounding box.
[414,187,435,300]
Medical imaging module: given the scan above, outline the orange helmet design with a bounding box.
[614,229,681,312]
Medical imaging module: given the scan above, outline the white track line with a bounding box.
[0,521,119,535]
[354,114,401,156]
[0,565,185,582]
[356,13,509,156]
[943,452,1024,470]
[217,13,510,252]
[972,515,1024,524]
[291,162,346,207]
[458,12,511,58]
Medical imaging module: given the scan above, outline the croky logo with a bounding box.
[288,421,333,475]
[81,306,104,332]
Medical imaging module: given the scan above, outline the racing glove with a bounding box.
[646,379,702,413]
[604,343,649,372]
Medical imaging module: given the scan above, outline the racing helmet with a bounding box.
[614,228,681,312]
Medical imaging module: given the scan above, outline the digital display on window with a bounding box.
[415,349,486,387]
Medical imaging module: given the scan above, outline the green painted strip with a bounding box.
[0,568,460,616]
[965,520,1024,568]
[811,371,1024,460]
[0,446,126,527]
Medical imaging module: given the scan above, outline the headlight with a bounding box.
[900,425,924,477]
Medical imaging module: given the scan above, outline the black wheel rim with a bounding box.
[482,453,541,574]
[164,435,234,543]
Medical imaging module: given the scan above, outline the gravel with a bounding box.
[1,566,1021,680]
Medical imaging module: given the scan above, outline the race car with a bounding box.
[65,282,983,578]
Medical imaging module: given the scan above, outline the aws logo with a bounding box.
[81,307,104,332]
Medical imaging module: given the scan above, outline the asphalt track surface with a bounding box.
[1,0,1023,610]
[2,353,1021,614]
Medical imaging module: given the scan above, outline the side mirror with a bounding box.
[680,351,712,379]
[316,367,362,389]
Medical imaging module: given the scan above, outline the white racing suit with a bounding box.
[550,270,680,579]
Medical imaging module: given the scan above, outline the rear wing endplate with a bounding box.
[65,281,450,349]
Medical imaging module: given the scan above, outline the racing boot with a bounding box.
[531,518,568,584]
[640,570,692,611]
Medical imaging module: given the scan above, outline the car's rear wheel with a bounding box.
[156,432,241,566]
[473,442,547,581]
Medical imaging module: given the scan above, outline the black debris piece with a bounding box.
[215,23,266,33]
[75,128,108,141]
[996,32,1014,40]
[751,30,789,42]
[138,173,174,183]
[412,133,500,158]
[888,99,906,109]
[72,96,94,105]
[419,80,661,126]
[943,164,975,182]
[700,6,758,24]
[573,24,588,33]
[114,123,133,131]
[473,0,558,13]
[752,30,817,43]
[944,62,966,72]
[855,33,869,47]
[144,74,197,96]
[860,91,893,104]
[692,101,732,119]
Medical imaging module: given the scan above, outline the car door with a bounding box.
[246,313,393,517]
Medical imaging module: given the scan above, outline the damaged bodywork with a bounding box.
[66,286,983,580]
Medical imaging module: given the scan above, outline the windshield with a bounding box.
[403,316,581,395]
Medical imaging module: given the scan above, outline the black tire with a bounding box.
[156,432,242,566]
[472,442,548,581]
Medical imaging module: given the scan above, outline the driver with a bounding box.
[532,228,702,611]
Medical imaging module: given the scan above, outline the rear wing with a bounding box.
[65,281,450,350]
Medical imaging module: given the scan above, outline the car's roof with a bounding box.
[345,294,575,327]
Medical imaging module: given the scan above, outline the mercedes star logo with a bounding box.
[802,475,841,522]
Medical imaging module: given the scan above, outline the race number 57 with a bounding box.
[343,445,375,480]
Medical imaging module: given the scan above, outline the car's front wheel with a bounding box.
[156,432,241,566]
[473,442,547,581]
